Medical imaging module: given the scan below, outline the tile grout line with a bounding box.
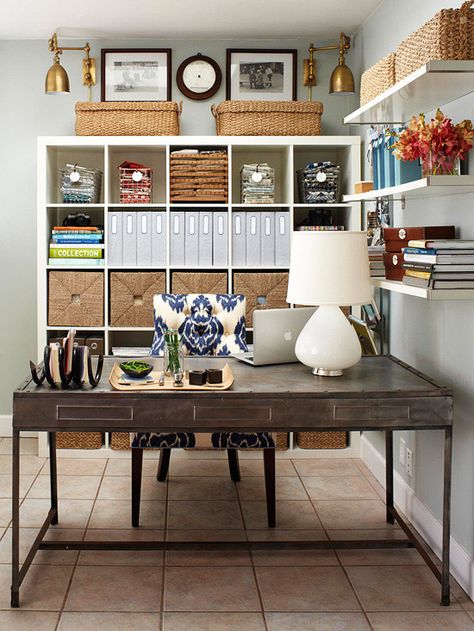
[53,454,109,629]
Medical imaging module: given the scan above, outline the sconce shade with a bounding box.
[329,62,355,94]
[45,60,70,94]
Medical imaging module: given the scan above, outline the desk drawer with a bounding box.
[57,406,134,423]
[333,404,410,422]
[194,405,272,422]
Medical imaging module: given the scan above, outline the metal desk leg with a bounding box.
[385,431,395,525]
[49,432,58,525]
[11,430,20,608]
[441,427,453,606]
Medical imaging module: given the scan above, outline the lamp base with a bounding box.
[312,367,343,377]
[295,305,362,376]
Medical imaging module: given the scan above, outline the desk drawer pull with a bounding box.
[194,406,272,422]
[57,406,133,421]
[333,405,410,421]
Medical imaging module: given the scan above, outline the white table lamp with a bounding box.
[287,231,372,376]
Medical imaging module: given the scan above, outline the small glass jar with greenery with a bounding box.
[163,329,184,377]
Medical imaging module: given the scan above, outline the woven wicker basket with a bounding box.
[233,272,289,327]
[109,271,166,327]
[395,1,474,81]
[110,432,289,451]
[296,432,348,449]
[56,432,104,449]
[212,100,323,136]
[171,272,228,294]
[360,53,396,105]
[75,101,182,136]
[48,271,104,327]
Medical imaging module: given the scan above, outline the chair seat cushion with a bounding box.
[131,432,276,449]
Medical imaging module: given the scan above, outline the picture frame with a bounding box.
[348,315,379,356]
[226,48,297,101]
[101,48,172,102]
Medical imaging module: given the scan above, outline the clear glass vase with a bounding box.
[421,152,460,177]
[163,340,184,377]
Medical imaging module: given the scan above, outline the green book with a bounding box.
[49,247,104,259]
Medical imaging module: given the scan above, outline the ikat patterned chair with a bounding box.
[131,293,277,528]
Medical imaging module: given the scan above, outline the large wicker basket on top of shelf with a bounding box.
[75,101,182,136]
[395,1,474,81]
[360,53,396,105]
[212,100,323,136]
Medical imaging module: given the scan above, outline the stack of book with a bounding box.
[49,226,105,266]
[368,245,385,278]
[240,163,274,204]
[403,239,474,289]
[296,225,344,231]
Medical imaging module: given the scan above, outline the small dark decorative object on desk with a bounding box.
[206,368,223,384]
[189,370,207,386]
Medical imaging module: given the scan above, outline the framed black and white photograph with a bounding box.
[101,49,172,101]
[226,49,297,100]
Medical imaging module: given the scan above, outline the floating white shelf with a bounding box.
[344,60,474,126]
[372,278,474,300]
[344,175,474,202]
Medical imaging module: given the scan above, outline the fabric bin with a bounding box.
[110,272,166,327]
[171,271,228,295]
[75,101,182,136]
[360,53,396,105]
[48,271,104,327]
[395,2,474,81]
[296,432,348,449]
[56,432,104,450]
[233,272,289,327]
[212,100,323,136]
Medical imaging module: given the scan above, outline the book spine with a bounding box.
[403,247,436,255]
[48,258,105,266]
[50,243,104,249]
[49,247,104,258]
[405,269,431,280]
[51,238,102,244]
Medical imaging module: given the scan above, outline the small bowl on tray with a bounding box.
[119,361,153,379]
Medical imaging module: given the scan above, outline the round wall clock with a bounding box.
[176,53,222,100]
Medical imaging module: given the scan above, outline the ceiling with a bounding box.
[1,0,382,40]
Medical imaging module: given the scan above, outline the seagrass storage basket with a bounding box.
[212,100,323,136]
[296,432,348,449]
[395,1,474,81]
[360,53,396,105]
[171,271,228,294]
[233,272,289,328]
[109,271,166,327]
[75,101,182,136]
[56,432,104,450]
[48,271,104,327]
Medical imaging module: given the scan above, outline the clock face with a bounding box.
[177,54,222,100]
[183,60,216,93]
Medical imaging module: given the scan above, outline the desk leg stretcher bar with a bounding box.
[11,427,453,608]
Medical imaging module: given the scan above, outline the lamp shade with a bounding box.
[329,63,355,94]
[45,61,70,94]
[287,231,371,306]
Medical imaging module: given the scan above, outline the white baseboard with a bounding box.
[361,434,474,601]
[0,415,36,438]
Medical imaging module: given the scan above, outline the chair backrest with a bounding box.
[151,293,247,356]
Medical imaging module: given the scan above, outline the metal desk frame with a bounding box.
[11,355,453,608]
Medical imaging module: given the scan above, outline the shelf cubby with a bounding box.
[108,145,167,205]
[231,145,292,205]
[45,145,105,204]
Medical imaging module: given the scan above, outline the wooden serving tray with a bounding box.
[109,363,234,391]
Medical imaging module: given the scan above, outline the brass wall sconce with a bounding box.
[45,32,96,99]
[304,32,355,100]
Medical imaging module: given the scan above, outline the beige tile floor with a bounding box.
[0,437,473,631]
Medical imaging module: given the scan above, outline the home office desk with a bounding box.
[11,355,453,607]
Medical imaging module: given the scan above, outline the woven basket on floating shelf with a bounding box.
[296,432,348,449]
[395,1,474,81]
[360,53,396,105]
[56,432,104,449]
[75,101,182,136]
[212,100,323,136]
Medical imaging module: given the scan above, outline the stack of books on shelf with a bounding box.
[240,163,274,204]
[403,240,474,290]
[296,225,344,231]
[49,226,105,266]
[368,245,385,278]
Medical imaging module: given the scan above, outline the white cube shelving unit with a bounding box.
[38,135,362,458]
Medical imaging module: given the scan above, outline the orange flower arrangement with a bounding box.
[391,109,474,175]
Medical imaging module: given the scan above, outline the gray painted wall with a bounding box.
[352,0,474,556]
[0,37,356,415]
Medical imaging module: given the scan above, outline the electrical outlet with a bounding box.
[399,438,406,467]
[406,448,413,477]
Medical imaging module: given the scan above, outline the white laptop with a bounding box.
[235,307,315,366]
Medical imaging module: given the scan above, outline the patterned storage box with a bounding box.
[119,161,153,204]
[233,272,289,328]
[110,272,166,327]
[171,272,228,294]
[48,271,104,327]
